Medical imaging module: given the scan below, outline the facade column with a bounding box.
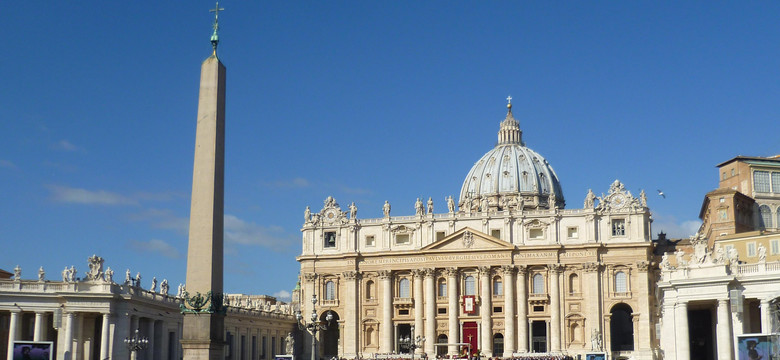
[342,271,360,358]
[423,269,436,356]
[7,310,20,360]
[502,265,516,356]
[716,299,733,360]
[478,267,492,356]
[146,319,155,360]
[34,312,44,341]
[446,267,459,355]
[412,270,425,354]
[379,270,394,353]
[583,262,602,348]
[64,313,75,360]
[760,298,771,333]
[674,302,690,360]
[549,264,562,352]
[516,266,527,353]
[100,313,111,360]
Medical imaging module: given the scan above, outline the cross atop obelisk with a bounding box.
[181,6,227,360]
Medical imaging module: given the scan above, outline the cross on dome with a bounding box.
[506,95,513,109]
[209,2,225,53]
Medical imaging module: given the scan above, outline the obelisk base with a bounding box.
[182,314,226,360]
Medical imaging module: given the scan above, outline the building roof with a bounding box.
[716,155,780,168]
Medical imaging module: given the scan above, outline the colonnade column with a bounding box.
[33,312,44,341]
[64,313,75,360]
[516,265,527,353]
[716,299,733,360]
[342,271,360,358]
[412,270,424,354]
[100,313,111,360]
[379,270,394,353]
[478,267,492,356]
[549,264,562,352]
[7,310,20,360]
[146,319,155,360]
[674,302,690,360]
[502,265,516,357]
[423,269,436,356]
[446,267,459,355]
[760,298,771,333]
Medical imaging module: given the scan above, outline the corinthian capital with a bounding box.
[303,273,318,282]
[501,265,516,275]
[377,270,393,279]
[445,267,459,277]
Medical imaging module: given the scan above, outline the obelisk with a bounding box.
[182,4,226,360]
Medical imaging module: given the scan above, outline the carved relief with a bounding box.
[463,231,475,248]
[304,273,318,282]
[583,262,601,273]
[343,271,361,281]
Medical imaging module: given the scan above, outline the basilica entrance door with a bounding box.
[321,311,340,358]
[462,322,478,355]
[531,321,547,353]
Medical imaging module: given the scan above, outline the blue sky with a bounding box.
[2,2,778,299]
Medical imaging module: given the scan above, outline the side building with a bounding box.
[0,256,296,360]
[657,155,780,360]
[297,101,659,360]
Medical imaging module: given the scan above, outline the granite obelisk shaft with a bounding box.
[182,53,226,360]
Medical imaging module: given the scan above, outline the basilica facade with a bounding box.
[297,102,659,360]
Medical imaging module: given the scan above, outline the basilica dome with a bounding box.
[458,101,565,211]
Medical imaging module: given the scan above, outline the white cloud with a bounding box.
[0,160,16,169]
[52,139,81,152]
[224,214,296,251]
[128,239,181,259]
[263,177,310,189]
[48,185,138,205]
[273,290,292,301]
[651,213,702,239]
[128,208,189,234]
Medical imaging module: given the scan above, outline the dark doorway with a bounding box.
[492,333,504,357]
[689,309,714,360]
[321,311,340,359]
[397,324,412,353]
[436,334,448,357]
[531,321,547,353]
[610,303,634,351]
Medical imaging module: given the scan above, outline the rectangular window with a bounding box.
[771,239,780,255]
[567,227,579,239]
[612,219,626,236]
[438,307,447,314]
[754,171,771,193]
[533,305,544,312]
[395,234,410,245]
[493,279,503,296]
[438,280,447,297]
[529,228,544,240]
[324,231,336,248]
[493,306,503,313]
[365,235,375,247]
[436,231,446,241]
[748,242,757,257]
[491,229,501,239]
[773,172,780,193]
[398,309,409,315]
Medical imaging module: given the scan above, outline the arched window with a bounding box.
[760,205,773,229]
[569,274,579,295]
[610,303,634,351]
[399,278,411,298]
[492,334,504,357]
[464,276,476,296]
[493,276,503,296]
[615,271,627,293]
[532,274,544,294]
[436,335,448,356]
[438,278,447,297]
[325,281,336,300]
[365,280,375,300]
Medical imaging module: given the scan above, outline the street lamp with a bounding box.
[295,294,334,360]
[124,329,149,360]
[399,326,425,360]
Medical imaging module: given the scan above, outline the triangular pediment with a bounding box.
[421,227,515,252]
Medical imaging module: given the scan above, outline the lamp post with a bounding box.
[124,329,149,360]
[399,326,425,360]
[296,294,334,360]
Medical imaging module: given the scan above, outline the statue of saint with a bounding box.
[447,196,455,213]
[584,189,596,208]
[135,272,142,287]
[758,244,767,262]
[160,279,169,295]
[349,202,357,219]
[383,201,391,217]
[304,206,311,223]
[285,332,295,355]
[38,267,45,282]
[125,269,132,284]
[640,189,647,207]
[105,267,114,283]
[63,267,70,282]
[415,198,424,215]
[427,197,434,214]
[151,277,157,292]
